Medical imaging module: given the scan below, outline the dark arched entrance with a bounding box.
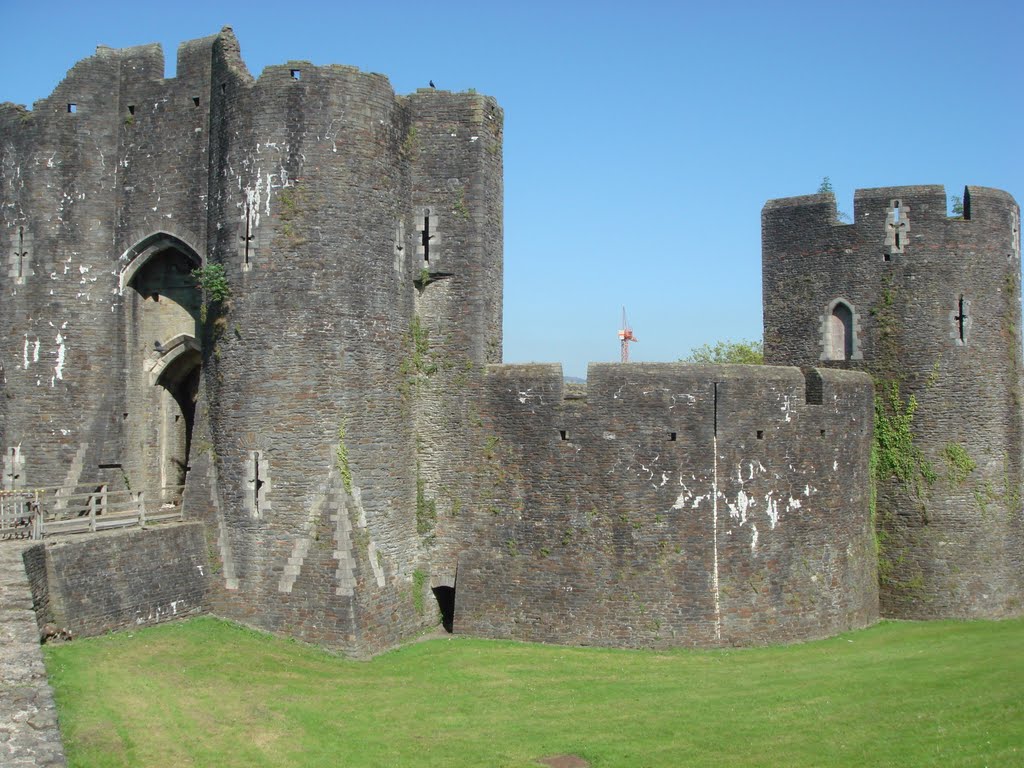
[121,233,203,498]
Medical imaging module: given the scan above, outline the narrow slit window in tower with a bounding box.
[16,227,26,280]
[242,201,254,268]
[251,451,264,515]
[127,105,135,116]
[421,210,432,266]
[955,295,968,344]
[67,103,77,114]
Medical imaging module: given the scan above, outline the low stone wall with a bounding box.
[23,523,211,638]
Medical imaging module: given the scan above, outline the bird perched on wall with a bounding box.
[429,80,435,88]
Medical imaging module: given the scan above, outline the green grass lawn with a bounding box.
[44,617,1023,767]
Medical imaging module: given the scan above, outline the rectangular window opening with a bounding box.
[756,430,764,440]
[127,105,135,115]
[192,96,201,107]
[67,103,77,114]
[220,83,227,95]
[883,252,891,262]
[820,429,826,437]
[668,432,677,442]
[559,430,568,441]
[290,69,302,80]
[98,463,123,469]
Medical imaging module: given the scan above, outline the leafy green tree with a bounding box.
[683,339,764,365]
[951,194,965,217]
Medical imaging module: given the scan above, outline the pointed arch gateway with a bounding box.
[120,232,205,500]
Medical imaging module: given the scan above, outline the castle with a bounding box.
[1,30,1019,656]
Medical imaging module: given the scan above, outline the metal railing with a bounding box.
[0,484,185,541]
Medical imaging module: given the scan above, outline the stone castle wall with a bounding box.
[22,523,211,637]
[6,30,1017,655]
[763,185,1024,618]
[453,363,877,647]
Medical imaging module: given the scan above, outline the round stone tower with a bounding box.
[762,184,1023,619]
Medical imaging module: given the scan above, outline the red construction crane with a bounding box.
[618,306,637,363]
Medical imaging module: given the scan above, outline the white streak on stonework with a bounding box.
[765,493,780,529]
[712,437,721,641]
[728,488,752,524]
[668,393,697,410]
[52,333,65,385]
[751,523,759,553]
[780,393,794,422]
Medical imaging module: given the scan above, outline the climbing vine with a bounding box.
[277,186,308,246]
[399,315,438,400]
[415,466,437,535]
[943,442,976,488]
[411,568,428,615]
[336,419,352,493]
[873,381,935,496]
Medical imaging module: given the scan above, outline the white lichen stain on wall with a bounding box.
[135,598,188,625]
[52,331,66,386]
[765,494,780,529]
[22,335,40,369]
[779,393,794,423]
[728,488,751,524]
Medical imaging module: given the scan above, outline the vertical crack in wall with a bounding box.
[711,381,721,641]
[712,433,721,642]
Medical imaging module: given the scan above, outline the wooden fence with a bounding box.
[0,484,184,541]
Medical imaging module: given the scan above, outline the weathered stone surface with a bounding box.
[454,363,878,648]
[22,523,212,637]
[0,542,67,767]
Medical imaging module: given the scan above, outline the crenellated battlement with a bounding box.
[764,184,1019,244]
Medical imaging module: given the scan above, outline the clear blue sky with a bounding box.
[2,0,1021,378]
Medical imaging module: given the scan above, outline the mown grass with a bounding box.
[44,617,1023,767]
